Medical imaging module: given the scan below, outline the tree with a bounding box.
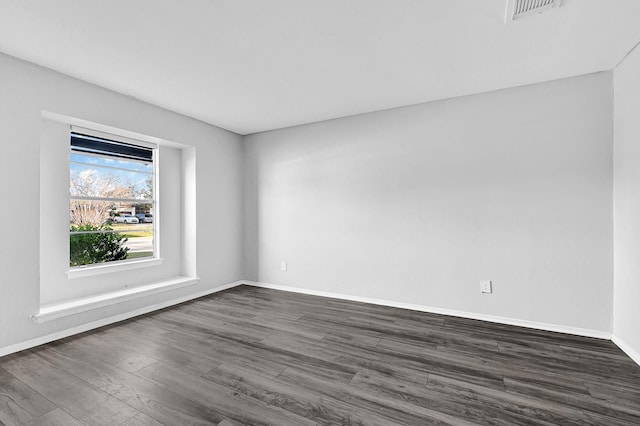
[70,170,135,226]
[139,176,153,200]
[69,169,134,266]
[132,176,154,214]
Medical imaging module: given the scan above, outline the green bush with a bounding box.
[70,225,129,266]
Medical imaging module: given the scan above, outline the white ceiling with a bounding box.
[1,1,639,135]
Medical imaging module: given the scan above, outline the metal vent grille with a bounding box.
[509,0,561,21]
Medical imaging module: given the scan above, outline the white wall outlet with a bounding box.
[281,261,287,272]
[480,280,492,294]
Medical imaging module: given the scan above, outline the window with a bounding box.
[69,130,156,268]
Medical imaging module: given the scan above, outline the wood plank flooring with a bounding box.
[1,285,639,425]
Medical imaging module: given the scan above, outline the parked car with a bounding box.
[113,215,139,224]
[135,213,153,223]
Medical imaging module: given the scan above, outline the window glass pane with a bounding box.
[70,153,153,200]
[71,152,153,173]
[69,131,155,269]
[70,200,154,267]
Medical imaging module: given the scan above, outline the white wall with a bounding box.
[0,47,620,354]
[245,72,614,333]
[0,52,244,351]
[613,45,640,361]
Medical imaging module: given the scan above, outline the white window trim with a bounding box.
[32,276,200,323]
[39,111,198,313]
[68,127,161,275]
[66,257,164,279]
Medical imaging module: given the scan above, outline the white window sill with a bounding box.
[66,257,164,279]
[32,276,199,323]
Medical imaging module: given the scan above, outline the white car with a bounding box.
[113,215,139,224]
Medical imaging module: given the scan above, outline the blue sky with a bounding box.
[70,152,152,199]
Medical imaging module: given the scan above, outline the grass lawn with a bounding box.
[121,231,154,238]
[111,223,153,238]
[127,251,153,259]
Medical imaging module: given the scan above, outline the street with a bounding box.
[124,236,153,252]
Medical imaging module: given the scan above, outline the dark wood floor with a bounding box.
[1,285,640,425]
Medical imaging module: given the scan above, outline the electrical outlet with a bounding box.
[281,261,287,272]
[480,280,492,294]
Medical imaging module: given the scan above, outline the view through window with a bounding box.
[69,131,155,267]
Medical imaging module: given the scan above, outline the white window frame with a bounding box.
[67,125,162,279]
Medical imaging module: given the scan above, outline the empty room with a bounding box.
[1,0,640,424]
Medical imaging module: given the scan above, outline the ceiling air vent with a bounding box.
[506,0,562,22]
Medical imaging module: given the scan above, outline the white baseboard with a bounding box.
[242,280,612,340]
[611,335,640,367]
[3,279,626,365]
[0,280,244,359]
